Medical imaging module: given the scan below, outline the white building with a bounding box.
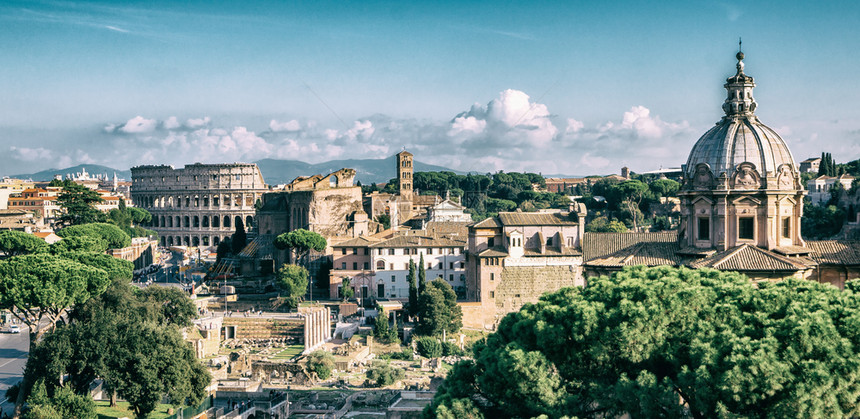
[807,174,854,204]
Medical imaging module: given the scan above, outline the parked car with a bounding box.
[9,325,20,334]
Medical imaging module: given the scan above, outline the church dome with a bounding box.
[684,52,797,181]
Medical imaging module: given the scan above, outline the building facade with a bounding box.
[329,221,469,302]
[130,163,268,248]
[463,207,587,329]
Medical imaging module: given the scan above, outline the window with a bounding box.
[364,248,369,255]
[377,261,385,270]
[390,263,395,270]
[449,274,454,281]
[391,275,396,282]
[489,291,495,298]
[490,273,495,281]
[546,237,552,246]
[428,248,434,255]
[428,263,432,270]
[459,262,465,269]
[782,217,791,239]
[341,262,346,270]
[388,249,395,255]
[739,216,755,240]
[352,248,357,254]
[341,248,347,255]
[488,237,495,247]
[450,262,454,269]
[353,262,358,270]
[405,263,409,270]
[697,217,710,241]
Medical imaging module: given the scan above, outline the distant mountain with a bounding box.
[5,158,462,186]
[10,164,131,182]
[254,156,464,185]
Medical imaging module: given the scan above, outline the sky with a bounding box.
[2,0,860,177]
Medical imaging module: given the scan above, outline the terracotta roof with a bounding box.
[370,234,465,248]
[584,242,682,267]
[806,240,860,265]
[477,247,508,257]
[413,195,441,206]
[471,217,502,229]
[688,244,810,271]
[0,209,28,216]
[498,212,578,226]
[332,236,379,248]
[523,247,582,257]
[424,221,469,237]
[582,232,678,262]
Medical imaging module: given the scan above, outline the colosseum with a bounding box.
[130,163,269,248]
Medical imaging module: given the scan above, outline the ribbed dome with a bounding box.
[685,117,796,179]
[684,52,796,180]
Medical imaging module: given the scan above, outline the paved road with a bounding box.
[0,326,29,416]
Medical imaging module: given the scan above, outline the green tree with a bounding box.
[23,380,96,419]
[613,180,650,231]
[802,202,846,239]
[373,308,399,344]
[231,217,246,254]
[648,178,680,198]
[407,258,418,318]
[585,216,628,233]
[307,350,336,380]
[273,228,327,267]
[375,214,391,230]
[417,279,462,337]
[416,336,443,358]
[25,280,210,416]
[429,266,860,418]
[275,264,309,309]
[0,254,110,415]
[341,276,355,301]
[56,183,104,226]
[0,230,48,256]
[50,235,108,254]
[366,360,405,387]
[59,251,133,281]
[418,254,426,294]
[56,222,131,249]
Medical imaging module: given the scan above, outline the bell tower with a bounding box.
[396,150,413,200]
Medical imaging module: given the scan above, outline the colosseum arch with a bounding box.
[212,216,220,228]
[213,236,221,245]
[224,216,231,228]
[193,216,200,228]
[234,216,242,228]
[203,236,210,246]
[202,216,209,228]
[183,216,190,228]
[192,237,200,247]
[246,215,253,228]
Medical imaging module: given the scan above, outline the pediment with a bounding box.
[691,196,714,206]
[732,196,761,206]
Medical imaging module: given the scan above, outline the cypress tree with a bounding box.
[418,253,426,295]
[407,259,418,318]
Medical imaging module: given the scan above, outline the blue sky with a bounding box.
[1,0,859,176]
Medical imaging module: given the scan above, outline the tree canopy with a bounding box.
[427,266,860,418]
[417,278,462,337]
[275,264,309,309]
[56,183,105,226]
[56,222,132,249]
[25,280,209,419]
[0,230,48,256]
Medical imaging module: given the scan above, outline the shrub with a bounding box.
[442,341,463,357]
[307,350,335,380]
[366,360,405,387]
[416,336,443,358]
[380,348,413,361]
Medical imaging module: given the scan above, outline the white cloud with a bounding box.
[162,116,181,130]
[117,116,157,133]
[566,118,584,134]
[10,146,53,162]
[185,116,211,129]
[269,119,301,132]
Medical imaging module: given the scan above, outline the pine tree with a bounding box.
[407,259,418,318]
[418,254,426,295]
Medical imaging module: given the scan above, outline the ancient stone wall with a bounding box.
[130,163,268,248]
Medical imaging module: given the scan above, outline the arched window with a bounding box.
[376,260,386,270]
[202,216,209,228]
[246,215,253,228]
[213,236,220,245]
[202,236,210,246]
[184,216,190,228]
[192,237,199,247]
[224,216,231,228]
[212,216,220,228]
[235,216,242,228]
